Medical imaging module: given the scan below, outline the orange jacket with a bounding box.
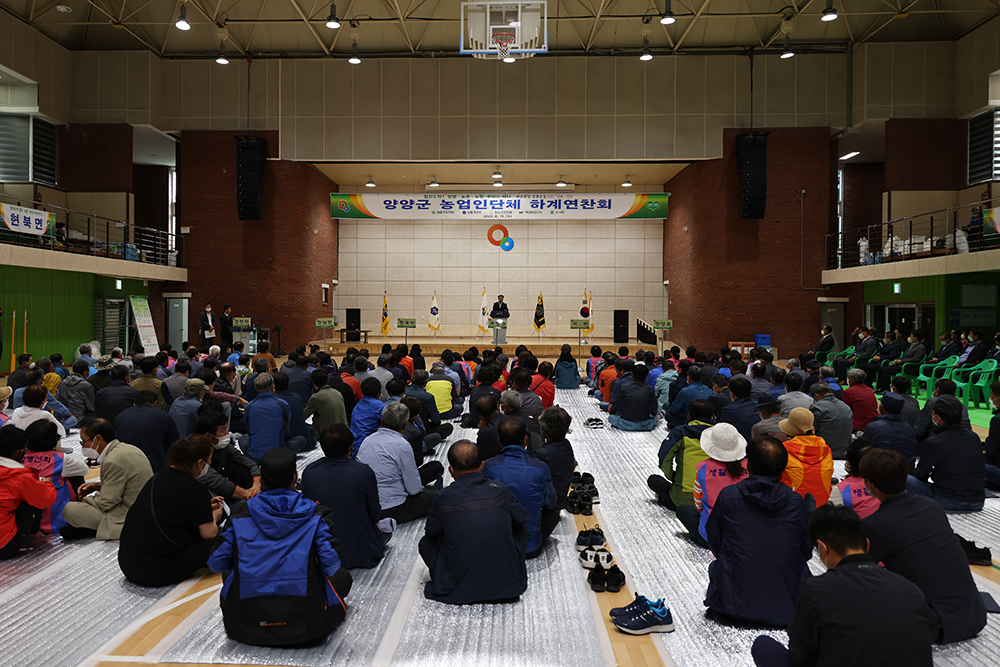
[598,367,620,399]
[780,434,833,504]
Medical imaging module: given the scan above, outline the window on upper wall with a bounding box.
[322,284,329,304]
[968,110,998,185]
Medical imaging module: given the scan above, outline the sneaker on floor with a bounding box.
[567,490,581,515]
[605,565,625,593]
[614,604,675,635]
[576,524,606,551]
[579,547,599,569]
[579,492,593,516]
[592,547,614,569]
[581,472,595,486]
[579,484,600,504]
[588,562,607,592]
[571,471,582,488]
[610,594,652,619]
[959,535,993,566]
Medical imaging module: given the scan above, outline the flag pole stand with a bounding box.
[578,330,582,363]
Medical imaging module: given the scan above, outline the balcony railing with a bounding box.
[826,197,1000,270]
[0,192,183,268]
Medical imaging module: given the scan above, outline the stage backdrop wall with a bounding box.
[337,215,666,339]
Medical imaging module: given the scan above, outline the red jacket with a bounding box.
[842,383,879,432]
[530,375,555,409]
[0,464,57,548]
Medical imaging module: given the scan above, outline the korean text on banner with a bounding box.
[129,296,159,353]
[331,193,669,220]
[1,203,55,236]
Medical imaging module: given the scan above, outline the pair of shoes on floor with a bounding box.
[570,471,594,489]
[958,535,993,566]
[584,417,605,429]
[568,489,594,515]
[610,594,675,635]
[577,524,607,551]
[579,546,614,569]
[587,562,625,593]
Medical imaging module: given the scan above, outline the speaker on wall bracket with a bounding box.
[736,131,769,219]
[235,135,267,221]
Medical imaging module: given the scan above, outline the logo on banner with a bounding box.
[338,200,351,213]
[646,201,661,211]
[487,224,514,251]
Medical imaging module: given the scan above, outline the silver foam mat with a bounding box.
[0,534,104,595]
[0,541,171,667]
[390,514,605,667]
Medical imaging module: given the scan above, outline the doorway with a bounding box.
[819,302,845,354]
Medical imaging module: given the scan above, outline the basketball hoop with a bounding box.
[492,32,516,62]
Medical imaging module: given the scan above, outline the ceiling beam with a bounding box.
[286,0,332,54]
[389,0,416,52]
[414,0,444,51]
[584,0,608,51]
[560,0,589,49]
[160,0,180,53]
[672,0,710,54]
[860,0,921,43]
[83,0,163,55]
[328,0,355,51]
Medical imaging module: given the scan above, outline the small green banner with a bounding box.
[232,317,251,327]
[316,317,335,328]
[488,318,508,329]
[570,319,590,330]
[397,318,416,329]
[653,319,674,329]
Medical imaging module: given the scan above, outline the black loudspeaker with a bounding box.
[736,132,768,219]
[236,136,266,221]
[345,308,361,342]
[614,310,629,344]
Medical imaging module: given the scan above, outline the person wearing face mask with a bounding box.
[751,505,934,667]
[192,407,261,502]
[118,435,225,586]
[955,329,989,368]
[874,329,927,392]
[907,395,984,512]
[984,382,1000,489]
[6,354,34,392]
[60,418,153,540]
[798,325,835,368]
[199,302,216,353]
[832,326,879,381]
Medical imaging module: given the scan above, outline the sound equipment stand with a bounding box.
[272,324,287,356]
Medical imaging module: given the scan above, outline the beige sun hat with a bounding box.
[779,407,815,436]
[699,422,748,462]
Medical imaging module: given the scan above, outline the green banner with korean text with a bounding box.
[331,193,669,220]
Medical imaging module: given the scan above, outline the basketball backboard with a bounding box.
[460,1,548,60]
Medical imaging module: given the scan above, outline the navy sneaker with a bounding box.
[614,603,675,635]
[609,594,651,619]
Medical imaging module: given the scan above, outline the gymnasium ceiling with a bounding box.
[3,0,998,60]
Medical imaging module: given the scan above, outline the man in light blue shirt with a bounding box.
[356,401,443,524]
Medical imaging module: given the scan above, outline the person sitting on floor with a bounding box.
[707,373,732,413]
[243,372,307,461]
[420,440,529,604]
[192,408,261,503]
[677,422,747,550]
[114,391,178,474]
[8,384,67,438]
[913,378,972,443]
[808,383,853,460]
[705,435,812,626]
[209,447,353,646]
[60,418,154,540]
[778,407,834,505]
[907,395,985,512]
[530,362,557,409]
[648,399,714,511]
[118,436,225,586]
[860,448,987,644]
[302,424,392,569]
[351,378,390,457]
[356,401,444,524]
[483,417,557,559]
[274,371,315,453]
[718,376,760,442]
[554,345,581,389]
[862,391,917,462]
[510,367,544,419]
[667,366,712,427]
[498,390,544,451]
[0,426,56,559]
[777,372,811,418]
[21,420,88,534]
[751,394,788,442]
[12,369,77,432]
[841,368,878,433]
[400,396,436,462]
[475,394,506,461]
[95,365,139,424]
[828,439,880,519]
[534,406,577,510]
[985,381,1000,489]
[304,370,349,440]
[751,504,935,667]
[427,363,462,420]
[609,364,659,431]
[748,363,772,400]
[169,378,208,440]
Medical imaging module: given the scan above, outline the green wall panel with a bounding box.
[865,272,1000,336]
[0,266,148,371]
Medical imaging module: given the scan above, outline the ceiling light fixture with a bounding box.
[215,42,229,65]
[492,167,502,180]
[493,179,504,188]
[780,35,795,59]
[55,5,72,12]
[556,177,567,188]
[839,151,860,160]
[325,3,341,29]
[365,177,375,187]
[622,176,632,187]
[639,37,653,61]
[660,0,675,25]
[349,42,361,65]
[429,177,440,187]
[175,3,191,30]
[821,0,838,22]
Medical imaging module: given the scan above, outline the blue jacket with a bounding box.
[244,393,292,460]
[169,394,203,440]
[862,414,917,462]
[11,387,71,421]
[553,360,580,389]
[718,397,762,442]
[301,456,385,569]
[419,472,528,604]
[350,397,385,458]
[706,475,812,626]
[483,445,556,554]
[208,489,347,646]
[276,390,312,444]
[284,366,315,407]
[668,382,713,422]
[646,366,665,388]
[114,403,179,473]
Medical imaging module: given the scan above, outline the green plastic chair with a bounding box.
[953,360,998,408]
[830,346,855,363]
[899,351,935,396]
[815,350,831,365]
[915,356,959,401]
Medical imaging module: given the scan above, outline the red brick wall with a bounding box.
[133,165,170,232]
[57,124,133,192]
[175,131,339,350]
[842,163,884,234]
[884,119,967,191]
[664,127,834,356]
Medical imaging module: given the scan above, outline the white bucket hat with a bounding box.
[699,423,748,463]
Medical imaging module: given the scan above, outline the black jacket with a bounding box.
[911,423,985,505]
[476,412,506,461]
[787,554,935,667]
[853,335,880,360]
[95,380,139,423]
[707,390,732,413]
[419,472,528,604]
[533,438,576,510]
[958,340,989,368]
[863,492,987,643]
[985,409,1000,467]
[811,334,835,354]
[610,378,657,423]
[490,301,510,318]
[301,456,386,569]
[113,403,180,473]
[931,340,963,362]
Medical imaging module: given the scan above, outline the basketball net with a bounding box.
[492,32,516,61]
